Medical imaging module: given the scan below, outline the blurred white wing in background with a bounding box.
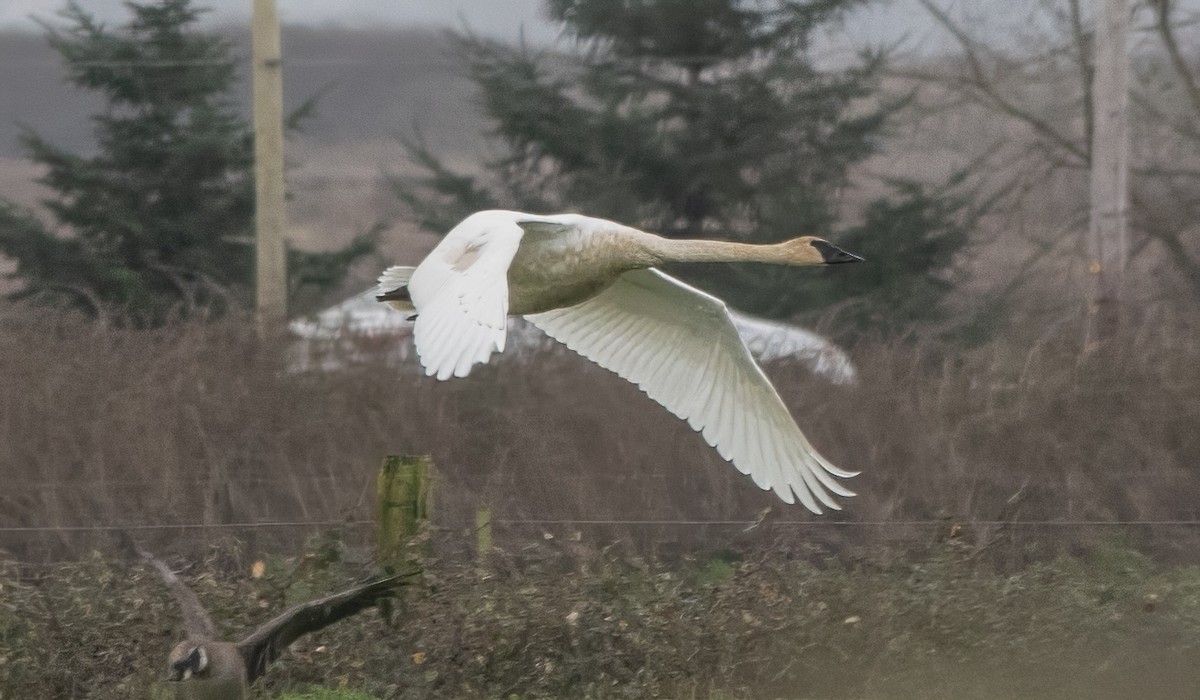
[289,291,856,383]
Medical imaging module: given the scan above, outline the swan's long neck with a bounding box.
[641,236,799,266]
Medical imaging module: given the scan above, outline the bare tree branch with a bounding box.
[906,1,1089,164]
[43,283,109,327]
[1150,0,1200,116]
[901,0,1200,306]
[1130,189,1200,298]
[1068,0,1095,160]
[1130,87,1200,145]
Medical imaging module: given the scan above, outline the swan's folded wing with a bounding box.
[407,221,524,380]
[525,268,856,512]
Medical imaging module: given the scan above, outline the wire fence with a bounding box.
[5,517,1200,534]
[7,465,1200,567]
[0,520,374,533]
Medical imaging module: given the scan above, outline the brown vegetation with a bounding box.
[3,537,1200,699]
[1,302,1198,566]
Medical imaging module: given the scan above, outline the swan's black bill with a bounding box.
[812,240,864,264]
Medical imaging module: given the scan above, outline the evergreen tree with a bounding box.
[398,0,972,336]
[0,0,374,325]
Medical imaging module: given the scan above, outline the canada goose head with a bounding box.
[783,236,864,265]
[167,641,208,681]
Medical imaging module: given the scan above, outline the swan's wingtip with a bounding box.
[799,500,824,515]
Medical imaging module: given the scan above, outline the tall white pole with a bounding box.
[252,0,286,333]
[1087,0,1130,344]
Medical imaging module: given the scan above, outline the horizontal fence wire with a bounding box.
[4,519,1200,534]
[4,476,367,489]
[0,520,374,533]
[490,519,1200,527]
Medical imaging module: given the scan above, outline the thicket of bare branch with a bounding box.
[2,305,1198,566]
[886,0,1200,315]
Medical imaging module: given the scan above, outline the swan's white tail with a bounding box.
[377,265,417,312]
[378,265,415,292]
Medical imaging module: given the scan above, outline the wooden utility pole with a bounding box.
[1087,0,1130,346]
[252,0,287,333]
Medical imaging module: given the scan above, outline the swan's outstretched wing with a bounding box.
[406,213,525,380]
[525,268,856,512]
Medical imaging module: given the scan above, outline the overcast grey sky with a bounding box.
[0,0,963,52]
[6,1,1194,57]
[0,0,1014,65]
[3,0,559,40]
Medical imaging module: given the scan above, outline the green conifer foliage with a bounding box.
[398,0,971,336]
[0,1,374,325]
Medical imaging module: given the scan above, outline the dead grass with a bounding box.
[1,303,1198,565]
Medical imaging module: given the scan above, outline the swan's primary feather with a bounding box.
[526,268,855,512]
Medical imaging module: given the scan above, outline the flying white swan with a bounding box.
[377,210,863,512]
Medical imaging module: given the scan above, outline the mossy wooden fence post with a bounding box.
[475,506,492,570]
[377,455,434,569]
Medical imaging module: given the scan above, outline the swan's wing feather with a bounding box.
[407,219,524,380]
[525,268,855,512]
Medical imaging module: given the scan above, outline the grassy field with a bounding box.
[3,536,1200,699]
[1,307,1199,697]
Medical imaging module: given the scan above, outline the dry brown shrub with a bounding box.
[1,305,1198,565]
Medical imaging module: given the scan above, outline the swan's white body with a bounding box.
[379,210,858,512]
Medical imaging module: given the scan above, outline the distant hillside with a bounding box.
[0,26,485,157]
[0,31,103,158]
